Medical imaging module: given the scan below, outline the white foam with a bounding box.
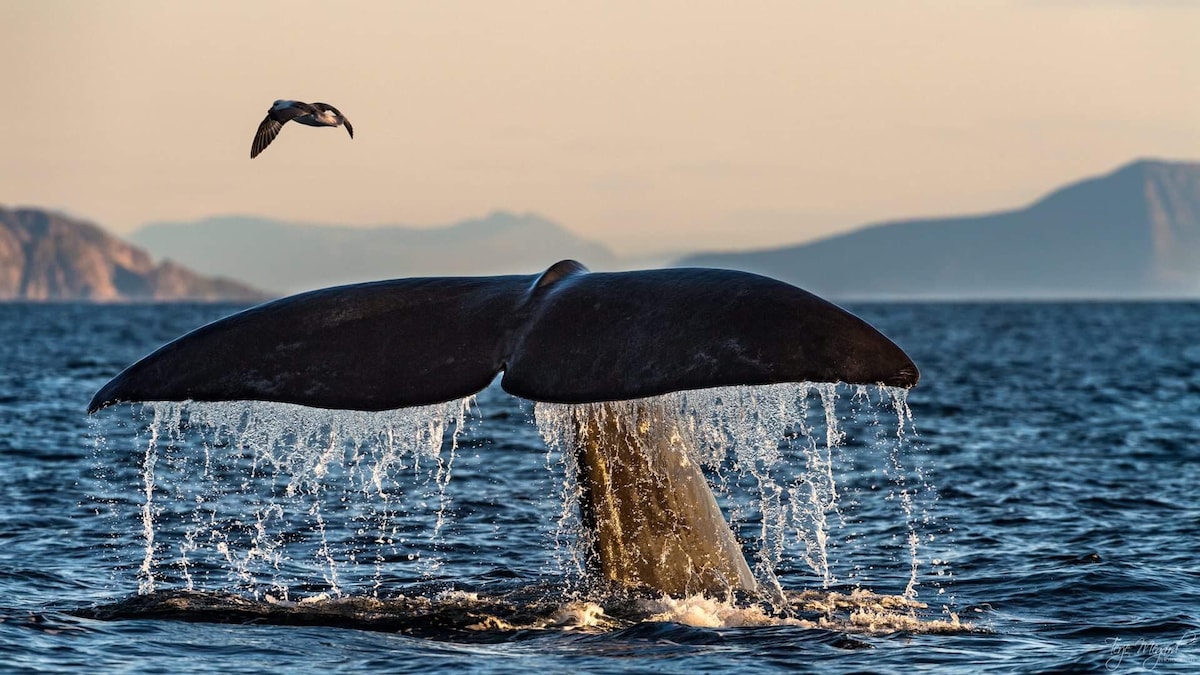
[634,589,969,633]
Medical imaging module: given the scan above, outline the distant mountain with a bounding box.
[132,211,619,294]
[0,207,266,302]
[680,160,1200,299]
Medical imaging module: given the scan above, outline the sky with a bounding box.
[2,0,1198,256]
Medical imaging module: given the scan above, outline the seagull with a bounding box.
[250,100,354,158]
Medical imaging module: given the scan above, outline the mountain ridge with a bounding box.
[9,158,1198,301]
[0,207,266,302]
[679,159,1200,299]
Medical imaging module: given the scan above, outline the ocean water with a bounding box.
[1,301,1197,673]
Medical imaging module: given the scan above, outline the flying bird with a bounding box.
[250,100,354,158]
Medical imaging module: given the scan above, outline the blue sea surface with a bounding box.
[1,301,1198,673]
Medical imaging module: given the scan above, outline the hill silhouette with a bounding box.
[681,160,1200,299]
[0,207,265,302]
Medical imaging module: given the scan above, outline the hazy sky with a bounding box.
[3,0,1198,255]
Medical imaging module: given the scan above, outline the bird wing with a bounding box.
[250,114,284,158]
[343,117,354,138]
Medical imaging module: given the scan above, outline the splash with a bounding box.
[636,588,968,634]
[100,398,473,598]
[76,586,973,636]
[92,382,944,610]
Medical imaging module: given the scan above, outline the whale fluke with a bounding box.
[88,261,917,413]
[88,260,919,598]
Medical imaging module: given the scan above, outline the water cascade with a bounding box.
[96,398,474,599]
[90,382,953,631]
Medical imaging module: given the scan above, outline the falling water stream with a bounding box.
[86,382,963,634]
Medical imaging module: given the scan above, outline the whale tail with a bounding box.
[88,261,917,413]
[88,261,918,597]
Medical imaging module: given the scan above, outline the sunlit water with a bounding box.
[2,302,1198,672]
